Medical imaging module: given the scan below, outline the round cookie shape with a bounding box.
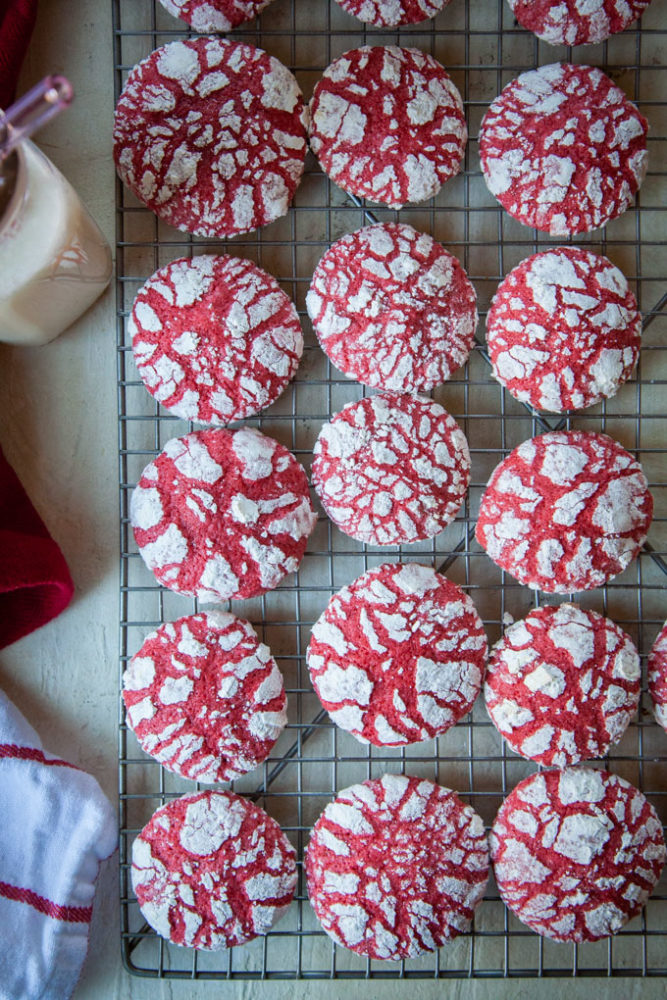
[113,38,307,238]
[490,768,666,942]
[122,610,287,783]
[507,0,652,46]
[158,0,274,31]
[308,46,467,209]
[486,247,641,413]
[479,63,648,236]
[312,394,470,545]
[130,427,317,601]
[132,790,297,949]
[475,430,652,593]
[307,223,477,393]
[648,620,667,734]
[130,255,303,425]
[333,0,452,27]
[485,603,640,767]
[307,563,487,746]
[306,773,489,959]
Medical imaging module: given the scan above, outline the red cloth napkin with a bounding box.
[0,0,37,110]
[0,446,74,649]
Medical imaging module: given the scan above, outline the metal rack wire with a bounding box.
[114,0,667,980]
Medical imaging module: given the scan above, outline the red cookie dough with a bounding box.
[113,38,307,238]
[486,247,641,413]
[475,430,653,593]
[132,790,297,949]
[306,774,489,959]
[334,0,452,26]
[130,427,316,601]
[648,620,667,734]
[307,223,477,393]
[312,394,470,545]
[508,0,652,46]
[485,604,640,767]
[158,0,274,31]
[123,610,287,783]
[130,255,303,425]
[490,768,666,941]
[479,63,648,236]
[307,562,487,746]
[308,46,467,209]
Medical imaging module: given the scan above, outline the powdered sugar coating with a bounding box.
[508,0,652,46]
[158,0,274,31]
[132,790,297,949]
[312,394,470,545]
[306,774,489,959]
[113,38,307,238]
[490,768,666,941]
[334,0,452,26]
[307,223,477,393]
[487,247,641,412]
[485,604,640,767]
[308,46,466,209]
[130,255,303,425]
[130,427,316,601]
[123,610,287,783]
[648,621,667,734]
[475,430,652,593]
[307,563,487,746]
[479,63,648,236]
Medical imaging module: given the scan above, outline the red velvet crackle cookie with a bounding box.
[479,63,648,236]
[475,430,652,593]
[158,0,275,32]
[648,620,667,734]
[507,0,653,47]
[312,394,470,545]
[308,46,467,208]
[490,768,666,941]
[123,611,287,783]
[130,255,303,425]
[307,223,477,393]
[485,604,641,766]
[333,0,452,27]
[113,38,307,237]
[486,247,641,412]
[130,427,316,601]
[306,774,489,959]
[307,563,487,746]
[132,790,297,949]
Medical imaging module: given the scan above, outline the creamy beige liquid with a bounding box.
[0,140,112,346]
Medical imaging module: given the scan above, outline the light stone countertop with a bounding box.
[0,2,664,998]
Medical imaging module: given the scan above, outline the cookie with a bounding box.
[307,562,487,746]
[486,247,641,412]
[648,620,667,734]
[122,610,287,783]
[113,38,307,238]
[333,0,452,26]
[130,255,303,425]
[475,430,653,593]
[312,394,470,545]
[130,427,316,601]
[507,0,652,46]
[490,768,666,942]
[132,790,297,949]
[485,604,640,767]
[308,46,466,209]
[306,223,477,393]
[479,63,648,236]
[306,774,489,959]
[158,0,274,31]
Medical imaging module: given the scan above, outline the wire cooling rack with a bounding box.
[114,0,667,980]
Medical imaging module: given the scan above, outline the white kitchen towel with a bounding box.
[0,689,116,1000]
